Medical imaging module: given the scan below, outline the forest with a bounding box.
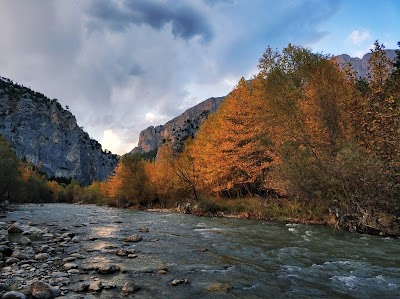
[1,41,400,236]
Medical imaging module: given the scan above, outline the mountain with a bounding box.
[131,96,225,154]
[334,49,396,77]
[0,77,118,185]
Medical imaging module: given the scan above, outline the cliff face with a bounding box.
[0,77,118,185]
[132,96,225,153]
[334,49,396,77]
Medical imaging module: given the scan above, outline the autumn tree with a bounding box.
[155,143,199,201]
[191,77,275,197]
[0,134,20,201]
[258,44,357,203]
[104,153,151,206]
[355,41,400,170]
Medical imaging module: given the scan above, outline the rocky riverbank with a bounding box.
[0,216,198,298]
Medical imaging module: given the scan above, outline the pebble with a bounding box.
[170,279,190,286]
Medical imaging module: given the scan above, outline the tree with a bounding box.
[104,153,151,206]
[190,77,275,197]
[368,40,392,94]
[0,134,20,201]
[157,143,199,200]
[257,44,355,201]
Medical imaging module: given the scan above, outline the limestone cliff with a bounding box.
[132,96,225,153]
[334,49,396,77]
[0,77,118,185]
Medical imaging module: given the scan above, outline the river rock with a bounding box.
[36,245,49,253]
[205,283,232,292]
[67,269,79,275]
[18,237,32,245]
[138,228,149,233]
[95,263,120,274]
[71,236,80,243]
[116,249,128,256]
[122,234,142,242]
[127,254,137,258]
[11,250,28,260]
[30,281,60,299]
[69,253,85,259]
[62,257,76,263]
[2,291,26,299]
[5,257,19,265]
[63,263,77,270]
[170,279,190,286]
[70,282,90,292]
[88,281,103,292]
[121,282,138,295]
[35,253,49,261]
[8,222,26,234]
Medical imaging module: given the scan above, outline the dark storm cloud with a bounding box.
[88,0,213,42]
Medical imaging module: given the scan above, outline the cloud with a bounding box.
[347,30,371,44]
[101,129,135,154]
[88,0,213,43]
[0,0,342,155]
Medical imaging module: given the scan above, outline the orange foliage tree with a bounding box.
[190,77,276,197]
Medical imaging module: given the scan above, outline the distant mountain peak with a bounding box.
[131,96,225,154]
[334,49,397,77]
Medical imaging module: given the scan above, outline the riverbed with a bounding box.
[1,203,399,298]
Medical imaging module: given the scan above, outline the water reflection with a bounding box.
[91,225,119,238]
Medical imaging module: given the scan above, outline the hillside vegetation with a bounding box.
[1,41,399,236]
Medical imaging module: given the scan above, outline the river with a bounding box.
[2,203,400,298]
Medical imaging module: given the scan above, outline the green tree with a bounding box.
[368,40,392,94]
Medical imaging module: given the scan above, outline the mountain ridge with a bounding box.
[131,96,225,154]
[0,77,118,185]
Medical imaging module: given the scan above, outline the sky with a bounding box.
[0,0,399,155]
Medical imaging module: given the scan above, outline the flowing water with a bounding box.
[3,204,400,298]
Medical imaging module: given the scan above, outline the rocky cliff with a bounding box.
[334,49,396,77]
[0,77,118,185]
[132,96,225,153]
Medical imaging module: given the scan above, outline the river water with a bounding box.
[4,203,400,298]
